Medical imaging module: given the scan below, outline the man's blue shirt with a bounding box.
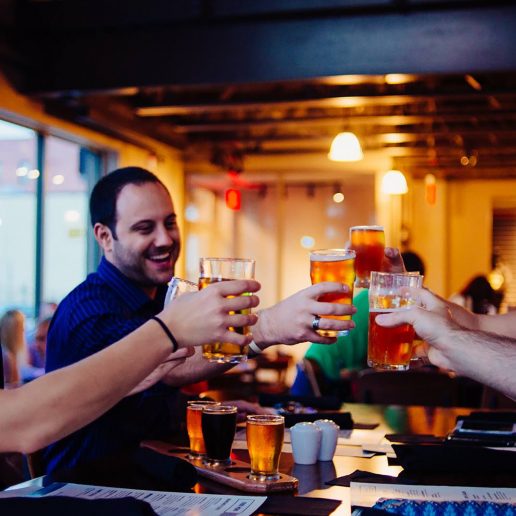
[43,257,177,474]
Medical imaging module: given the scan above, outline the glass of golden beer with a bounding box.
[199,257,255,363]
[246,414,285,481]
[186,400,220,459]
[368,272,423,370]
[309,249,356,337]
[349,225,385,288]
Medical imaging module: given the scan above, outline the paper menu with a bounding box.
[350,481,516,508]
[25,482,266,516]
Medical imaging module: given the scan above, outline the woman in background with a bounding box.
[0,310,27,386]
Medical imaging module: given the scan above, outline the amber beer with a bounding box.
[368,309,415,369]
[368,272,423,370]
[199,258,255,364]
[310,249,355,337]
[246,415,285,481]
[186,400,219,458]
[350,225,385,288]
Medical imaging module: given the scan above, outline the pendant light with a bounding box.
[328,132,363,161]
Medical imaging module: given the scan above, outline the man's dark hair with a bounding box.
[89,167,164,238]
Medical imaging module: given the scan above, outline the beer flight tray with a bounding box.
[143,441,299,493]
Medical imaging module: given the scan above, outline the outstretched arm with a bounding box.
[375,288,516,400]
[0,279,261,453]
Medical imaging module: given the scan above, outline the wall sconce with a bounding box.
[328,132,363,161]
[381,170,408,195]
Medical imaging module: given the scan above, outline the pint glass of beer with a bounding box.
[246,415,285,481]
[201,405,238,466]
[309,249,356,337]
[199,258,255,363]
[368,272,423,370]
[349,225,385,288]
[186,400,220,458]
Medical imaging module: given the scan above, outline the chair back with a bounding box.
[355,369,461,407]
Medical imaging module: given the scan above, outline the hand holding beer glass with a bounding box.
[199,258,255,363]
[368,272,423,370]
[246,414,284,481]
[309,249,356,337]
[349,225,385,288]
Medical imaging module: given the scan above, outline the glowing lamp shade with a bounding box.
[381,170,408,195]
[328,132,363,161]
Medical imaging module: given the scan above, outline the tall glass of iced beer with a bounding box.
[186,400,220,459]
[349,225,385,288]
[246,415,285,481]
[201,405,238,466]
[368,272,423,370]
[310,249,356,337]
[199,257,255,363]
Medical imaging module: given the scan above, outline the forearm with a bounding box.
[435,328,516,400]
[162,347,234,387]
[0,321,172,453]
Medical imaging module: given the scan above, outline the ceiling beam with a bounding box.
[14,4,516,95]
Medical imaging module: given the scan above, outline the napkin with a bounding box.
[259,495,341,515]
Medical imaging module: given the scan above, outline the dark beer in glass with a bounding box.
[201,405,238,465]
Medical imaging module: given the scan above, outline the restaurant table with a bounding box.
[6,403,515,516]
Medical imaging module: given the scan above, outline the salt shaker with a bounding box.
[314,419,339,461]
[290,422,322,465]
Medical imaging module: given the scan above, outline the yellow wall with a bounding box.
[408,177,516,297]
[0,73,186,274]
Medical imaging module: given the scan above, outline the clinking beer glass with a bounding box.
[199,257,255,363]
[309,249,355,337]
[368,272,423,370]
[349,225,385,288]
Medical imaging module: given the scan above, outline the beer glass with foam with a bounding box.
[309,249,355,337]
[199,258,255,363]
[349,225,385,288]
[246,414,285,481]
[368,272,423,370]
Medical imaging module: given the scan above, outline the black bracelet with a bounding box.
[151,316,179,353]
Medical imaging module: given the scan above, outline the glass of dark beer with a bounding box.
[368,271,423,370]
[186,400,220,459]
[199,258,255,364]
[201,405,238,466]
[349,225,385,288]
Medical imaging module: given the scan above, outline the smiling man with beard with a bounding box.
[44,167,356,475]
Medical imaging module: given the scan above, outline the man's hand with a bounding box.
[158,279,261,349]
[381,247,407,273]
[374,288,460,370]
[226,400,276,423]
[126,346,195,396]
[252,282,356,348]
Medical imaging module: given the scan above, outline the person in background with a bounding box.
[27,316,51,370]
[0,310,26,387]
[449,275,498,315]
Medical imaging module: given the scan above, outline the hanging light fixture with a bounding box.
[328,132,363,161]
[381,169,408,195]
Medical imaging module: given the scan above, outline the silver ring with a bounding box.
[312,315,321,331]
